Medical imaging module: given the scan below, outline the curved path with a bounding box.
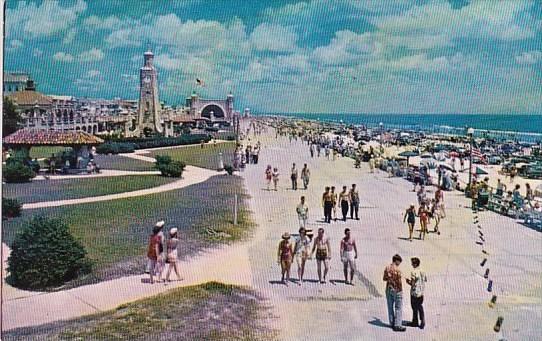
[33,169,161,181]
[23,166,221,209]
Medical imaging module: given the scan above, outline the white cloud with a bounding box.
[154,54,183,70]
[33,48,43,57]
[7,0,87,38]
[63,29,77,44]
[250,23,298,52]
[515,50,542,65]
[83,15,122,30]
[53,52,75,62]
[313,30,380,65]
[86,70,101,78]
[105,28,142,48]
[8,39,24,51]
[78,48,105,62]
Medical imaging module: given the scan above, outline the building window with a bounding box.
[15,86,19,91]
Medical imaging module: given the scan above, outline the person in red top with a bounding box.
[383,254,406,332]
[418,204,429,240]
[147,225,163,284]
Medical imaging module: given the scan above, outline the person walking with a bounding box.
[431,199,442,235]
[418,203,429,240]
[322,187,333,223]
[310,144,314,158]
[265,165,273,191]
[301,164,311,190]
[296,196,309,229]
[272,167,280,191]
[340,228,358,285]
[277,232,294,286]
[311,228,331,284]
[403,204,416,242]
[294,227,311,285]
[349,184,360,220]
[291,163,298,190]
[164,228,183,283]
[383,254,406,332]
[147,223,164,284]
[406,257,427,329]
[331,186,338,222]
[339,186,350,221]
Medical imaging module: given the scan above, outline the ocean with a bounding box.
[259,113,542,142]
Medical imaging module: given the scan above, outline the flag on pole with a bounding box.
[471,148,487,164]
[196,78,205,87]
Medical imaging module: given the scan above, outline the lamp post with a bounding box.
[467,127,474,189]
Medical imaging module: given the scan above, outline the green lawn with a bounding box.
[2,175,253,287]
[94,154,156,172]
[4,282,275,341]
[149,142,237,170]
[3,175,175,204]
[29,146,72,159]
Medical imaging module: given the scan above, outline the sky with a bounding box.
[4,0,542,114]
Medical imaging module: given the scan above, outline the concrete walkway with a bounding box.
[33,169,161,181]
[3,129,541,340]
[22,166,221,209]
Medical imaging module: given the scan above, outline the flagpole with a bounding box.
[467,127,474,189]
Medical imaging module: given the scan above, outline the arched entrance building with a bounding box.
[186,92,234,123]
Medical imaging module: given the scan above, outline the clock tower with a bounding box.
[134,49,162,135]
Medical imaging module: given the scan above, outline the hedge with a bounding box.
[2,197,22,219]
[3,161,36,183]
[101,134,211,151]
[7,216,92,290]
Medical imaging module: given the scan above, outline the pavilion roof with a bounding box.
[7,90,52,106]
[3,129,104,146]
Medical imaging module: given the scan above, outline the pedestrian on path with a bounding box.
[322,187,333,223]
[277,232,294,286]
[331,186,338,221]
[349,184,360,220]
[383,254,406,332]
[294,227,311,285]
[418,203,429,240]
[265,165,273,191]
[311,228,331,284]
[339,186,350,221]
[310,144,314,158]
[291,163,298,190]
[301,164,311,190]
[296,196,309,229]
[406,257,427,329]
[164,228,183,283]
[340,228,358,285]
[430,199,442,235]
[147,222,165,284]
[403,204,416,242]
[272,167,280,191]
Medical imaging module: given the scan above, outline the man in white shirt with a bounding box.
[406,257,427,329]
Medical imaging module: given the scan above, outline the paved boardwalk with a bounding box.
[3,130,541,340]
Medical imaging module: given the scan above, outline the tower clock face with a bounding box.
[143,76,151,84]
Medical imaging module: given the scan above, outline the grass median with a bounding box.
[148,141,236,170]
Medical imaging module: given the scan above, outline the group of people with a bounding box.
[321,184,360,223]
[146,221,183,284]
[383,254,427,332]
[265,163,311,191]
[233,141,261,170]
[278,227,358,286]
[403,186,446,241]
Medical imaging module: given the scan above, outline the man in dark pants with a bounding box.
[322,187,333,223]
[338,186,350,221]
[406,257,427,329]
[349,184,360,220]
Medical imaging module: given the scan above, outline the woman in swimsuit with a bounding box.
[311,228,331,284]
[265,165,273,190]
[403,204,416,241]
[277,232,294,285]
[294,228,311,285]
[418,204,429,240]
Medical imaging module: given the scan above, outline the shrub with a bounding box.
[2,197,22,219]
[155,154,185,177]
[7,216,92,290]
[3,161,36,183]
[96,142,136,155]
[102,134,211,150]
[224,164,234,175]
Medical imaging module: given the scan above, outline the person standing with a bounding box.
[296,196,309,229]
[147,224,163,284]
[403,204,416,242]
[406,257,427,329]
[291,163,298,190]
[496,178,506,196]
[340,228,358,285]
[265,165,273,191]
[322,187,333,223]
[277,232,294,286]
[435,187,445,218]
[309,144,315,158]
[301,164,311,190]
[164,228,183,282]
[272,167,280,191]
[418,203,429,240]
[311,228,331,284]
[331,186,338,222]
[383,254,406,332]
[349,184,360,220]
[339,186,350,221]
[294,227,311,285]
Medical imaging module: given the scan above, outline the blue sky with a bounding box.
[5,0,542,114]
